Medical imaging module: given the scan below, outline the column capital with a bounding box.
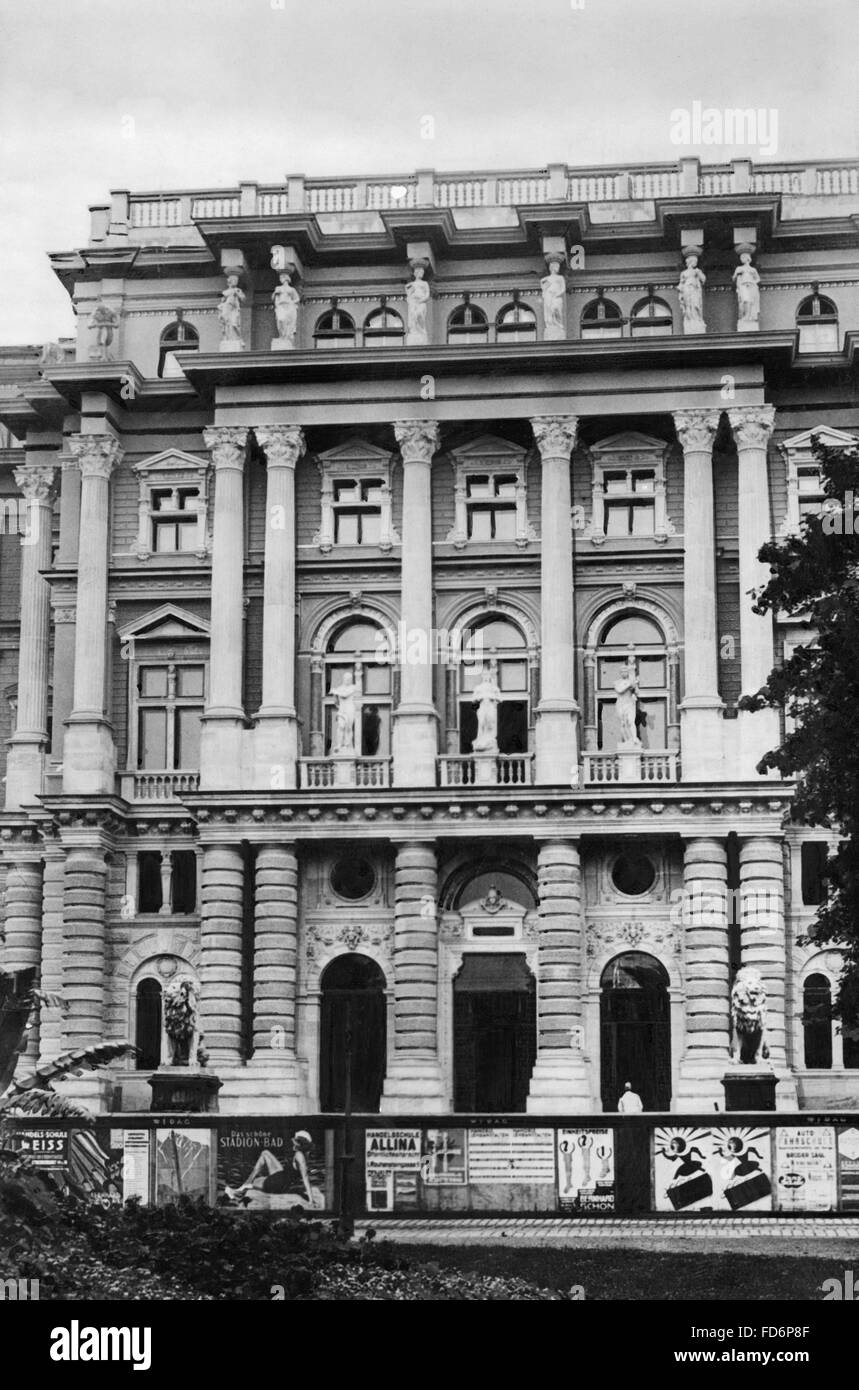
[203,425,248,471]
[256,425,305,470]
[13,461,58,503]
[393,420,440,463]
[67,433,122,480]
[530,415,578,458]
[728,404,776,451]
[673,409,721,453]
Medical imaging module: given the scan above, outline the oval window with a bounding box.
[611,852,656,896]
[331,857,376,901]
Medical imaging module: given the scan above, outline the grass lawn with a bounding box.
[393,1244,851,1300]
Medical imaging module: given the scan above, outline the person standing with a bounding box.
[618,1080,644,1113]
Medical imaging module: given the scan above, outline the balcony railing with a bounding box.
[110,158,859,242]
[119,770,201,801]
[582,751,680,785]
[438,754,534,787]
[299,757,392,790]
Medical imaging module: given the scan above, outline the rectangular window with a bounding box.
[151,487,201,554]
[171,851,197,914]
[332,478,384,545]
[136,662,206,770]
[466,473,518,541]
[602,469,656,537]
[801,842,828,906]
[137,852,163,913]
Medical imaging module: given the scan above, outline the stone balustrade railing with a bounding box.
[582,751,680,785]
[95,158,859,241]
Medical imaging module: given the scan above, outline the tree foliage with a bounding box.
[740,439,859,1034]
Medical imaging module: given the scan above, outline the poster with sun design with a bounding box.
[652,1126,773,1212]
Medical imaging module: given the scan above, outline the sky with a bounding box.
[1,0,857,342]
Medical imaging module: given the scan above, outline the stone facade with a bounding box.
[0,156,857,1115]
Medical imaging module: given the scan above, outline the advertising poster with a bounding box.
[121,1129,151,1204]
[653,1127,773,1212]
[7,1126,68,1170]
[558,1128,615,1212]
[421,1128,467,1185]
[775,1127,837,1211]
[836,1127,859,1211]
[467,1127,555,1184]
[217,1123,329,1212]
[155,1128,212,1204]
[365,1128,422,1211]
[68,1125,124,1207]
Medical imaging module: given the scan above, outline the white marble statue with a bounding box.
[272,270,300,348]
[471,668,501,753]
[678,255,706,334]
[218,274,246,343]
[613,661,641,748]
[733,252,761,332]
[406,264,430,345]
[88,300,120,362]
[541,259,567,339]
[331,676,360,754]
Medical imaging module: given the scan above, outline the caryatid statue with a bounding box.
[88,300,120,362]
[733,252,761,332]
[272,269,301,349]
[406,261,431,345]
[331,674,360,754]
[678,254,706,334]
[218,273,246,348]
[540,258,568,340]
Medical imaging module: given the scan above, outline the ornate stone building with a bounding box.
[1,156,858,1116]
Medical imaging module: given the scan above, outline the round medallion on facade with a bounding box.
[330,856,376,901]
[611,851,656,896]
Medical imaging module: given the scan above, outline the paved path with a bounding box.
[356,1216,859,1256]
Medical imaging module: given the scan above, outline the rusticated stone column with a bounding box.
[392,422,439,787]
[253,427,305,789]
[673,409,724,779]
[62,845,108,1048]
[250,842,304,1108]
[38,843,66,1062]
[6,461,57,810]
[200,427,248,789]
[198,844,245,1064]
[2,856,44,1065]
[63,433,122,794]
[530,417,579,785]
[738,835,796,1104]
[527,838,593,1111]
[729,405,780,777]
[676,837,731,1107]
[381,841,446,1111]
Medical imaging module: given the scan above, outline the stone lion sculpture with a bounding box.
[730,966,770,1064]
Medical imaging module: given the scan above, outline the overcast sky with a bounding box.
[1,0,857,342]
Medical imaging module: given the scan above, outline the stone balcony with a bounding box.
[438,754,534,788]
[91,157,859,244]
[117,770,201,802]
[581,751,680,785]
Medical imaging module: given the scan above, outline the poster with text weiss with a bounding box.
[557,1128,615,1212]
[217,1123,329,1212]
[653,1127,773,1212]
[775,1127,837,1211]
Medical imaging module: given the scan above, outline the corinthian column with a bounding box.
[6,461,57,809]
[392,421,439,786]
[673,410,724,779]
[62,433,122,794]
[200,427,247,789]
[531,416,578,784]
[254,427,305,789]
[729,405,780,777]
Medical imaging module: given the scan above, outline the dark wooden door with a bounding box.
[453,955,536,1112]
[320,953,386,1112]
[600,952,671,1112]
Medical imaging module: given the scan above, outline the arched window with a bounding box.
[581,293,624,339]
[796,287,839,353]
[803,973,833,1068]
[447,298,489,345]
[630,292,672,338]
[458,616,529,757]
[324,619,392,757]
[313,301,356,349]
[363,304,404,347]
[596,612,669,752]
[135,977,163,1069]
[495,299,537,344]
[158,317,199,377]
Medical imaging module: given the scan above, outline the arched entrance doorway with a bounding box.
[600,952,671,1111]
[135,978,163,1070]
[453,954,536,1112]
[320,953,386,1112]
